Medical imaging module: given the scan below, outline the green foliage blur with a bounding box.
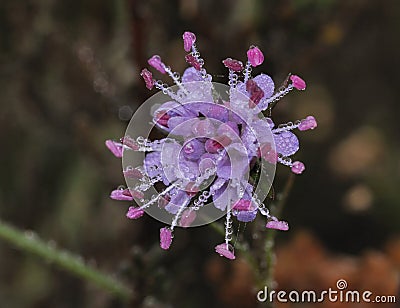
[0,0,399,307]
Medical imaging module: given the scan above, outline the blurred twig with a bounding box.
[261,173,295,289]
[258,173,295,308]
[0,219,133,301]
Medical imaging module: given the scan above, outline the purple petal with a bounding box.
[165,189,191,214]
[236,74,275,102]
[181,139,205,161]
[192,118,215,137]
[168,117,197,136]
[144,152,162,178]
[216,122,239,140]
[236,210,257,222]
[199,156,216,174]
[182,67,203,83]
[253,74,275,99]
[273,131,299,157]
[178,159,200,181]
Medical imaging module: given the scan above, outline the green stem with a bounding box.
[259,173,295,307]
[0,219,133,301]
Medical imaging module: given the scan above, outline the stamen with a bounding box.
[189,43,211,81]
[162,65,188,94]
[192,189,212,210]
[272,121,301,134]
[277,155,293,167]
[224,209,233,245]
[179,209,196,227]
[254,84,294,113]
[154,80,185,103]
[171,197,191,231]
[138,181,176,210]
[243,61,252,83]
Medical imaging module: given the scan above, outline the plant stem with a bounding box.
[259,173,295,307]
[0,219,133,301]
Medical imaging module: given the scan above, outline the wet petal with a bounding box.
[182,67,203,83]
[274,131,299,156]
[236,210,257,222]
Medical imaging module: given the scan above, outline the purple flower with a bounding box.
[106,31,317,258]
[236,210,257,222]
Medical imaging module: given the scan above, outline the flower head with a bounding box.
[106,32,317,259]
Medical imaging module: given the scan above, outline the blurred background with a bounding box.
[1,0,400,307]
